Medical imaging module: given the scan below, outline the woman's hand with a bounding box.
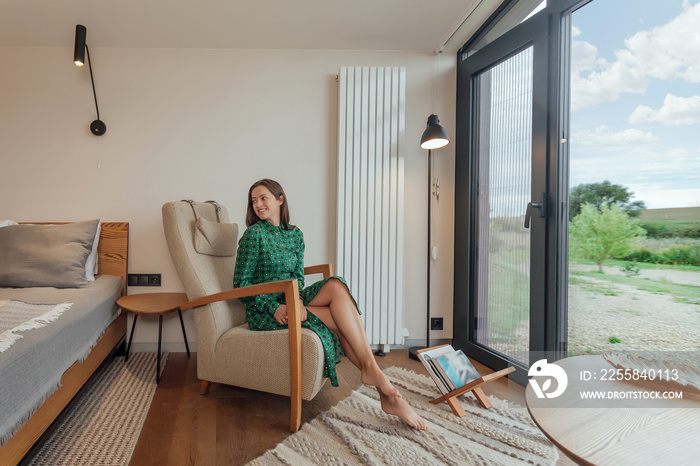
[275,298,307,325]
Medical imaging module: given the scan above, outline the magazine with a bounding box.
[433,349,481,390]
[415,345,455,394]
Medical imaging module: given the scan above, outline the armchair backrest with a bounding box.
[162,201,247,374]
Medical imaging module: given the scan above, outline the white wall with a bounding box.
[0,46,456,351]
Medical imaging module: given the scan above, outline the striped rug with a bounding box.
[29,352,167,465]
[249,366,558,465]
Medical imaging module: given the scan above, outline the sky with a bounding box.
[569,0,700,209]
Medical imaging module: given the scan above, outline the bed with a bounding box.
[0,221,128,465]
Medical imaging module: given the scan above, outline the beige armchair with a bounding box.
[162,200,329,432]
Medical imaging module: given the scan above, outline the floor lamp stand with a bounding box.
[409,149,433,361]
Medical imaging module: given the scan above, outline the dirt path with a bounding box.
[572,263,700,287]
[567,267,700,355]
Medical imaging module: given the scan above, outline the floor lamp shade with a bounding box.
[420,114,449,149]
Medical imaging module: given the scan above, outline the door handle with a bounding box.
[524,192,546,229]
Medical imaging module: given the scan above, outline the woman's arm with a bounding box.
[233,227,282,314]
[292,228,306,290]
[273,227,308,324]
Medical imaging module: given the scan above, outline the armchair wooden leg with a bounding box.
[290,388,301,433]
[200,380,210,395]
[289,343,302,432]
[286,282,303,432]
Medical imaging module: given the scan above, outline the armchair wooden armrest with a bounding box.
[303,263,333,278]
[179,263,332,312]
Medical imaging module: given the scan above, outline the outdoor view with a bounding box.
[567,0,700,355]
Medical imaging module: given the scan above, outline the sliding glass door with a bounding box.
[454,11,554,383]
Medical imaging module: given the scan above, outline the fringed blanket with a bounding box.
[0,300,72,353]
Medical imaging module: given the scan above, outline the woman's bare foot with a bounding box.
[361,365,401,398]
[378,391,428,430]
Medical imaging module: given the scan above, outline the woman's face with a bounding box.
[251,185,284,226]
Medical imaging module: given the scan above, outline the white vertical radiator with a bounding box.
[336,66,406,347]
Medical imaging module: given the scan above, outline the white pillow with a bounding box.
[0,220,18,228]
[85,221,101,281]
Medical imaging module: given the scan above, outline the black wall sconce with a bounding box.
[73,24,106,136]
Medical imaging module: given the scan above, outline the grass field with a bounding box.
[573,257,700,272]
[638,206,700,223]
[570,269,700,305]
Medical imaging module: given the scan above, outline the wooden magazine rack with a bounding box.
[416,345,515,417]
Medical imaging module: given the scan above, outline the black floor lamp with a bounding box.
[409,114,449,361]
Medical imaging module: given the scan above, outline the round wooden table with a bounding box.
[526,355,700,465]
[117,292,190,383]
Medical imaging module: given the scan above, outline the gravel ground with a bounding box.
[568,265,700,355]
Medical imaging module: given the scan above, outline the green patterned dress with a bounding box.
[232,220,359,387]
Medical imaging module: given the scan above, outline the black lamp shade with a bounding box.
[420,114,449,150]
[74,25,86,66]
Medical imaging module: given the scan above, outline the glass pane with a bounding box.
[474,46,533,364]
[567,0,700,356]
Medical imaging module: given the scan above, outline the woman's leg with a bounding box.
[306,279,398,397]
[307,279,428,430]
[305,308,361,369]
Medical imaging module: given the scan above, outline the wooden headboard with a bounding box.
[97,222,129,293]
[18,221,130,294]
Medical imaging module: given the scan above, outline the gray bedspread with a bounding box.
[0,275,123,445]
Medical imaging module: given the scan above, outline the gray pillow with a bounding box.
[194,217,238,256]
[0,219,100,288]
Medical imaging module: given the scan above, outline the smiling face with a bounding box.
[250,185,284,226]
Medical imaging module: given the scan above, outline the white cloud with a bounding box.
[620,1,700,83]
[627,187,700,208]
[571,1,700,111]
[570,57,647,111]
[571,40,600,73]
[570,147,700,207]
[570,125,659,150]
[637,148,697,172]
[629,93,700,125]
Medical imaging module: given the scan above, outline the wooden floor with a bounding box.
[130,350,576,466]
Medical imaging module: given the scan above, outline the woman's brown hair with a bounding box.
[246,179,291,229]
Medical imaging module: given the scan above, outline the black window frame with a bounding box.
[453,0,591,385]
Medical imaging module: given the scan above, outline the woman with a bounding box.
[233,179,427,430]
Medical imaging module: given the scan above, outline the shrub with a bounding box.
[676,223,700,239]
[641,222,700,239]
[619,262,641,276]
[570,204,646,272]
[659,245,700,266]
[621,247,661,263]
[641,223,668,238]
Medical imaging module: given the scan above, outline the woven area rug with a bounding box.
[29,352,167,465]
[249,367,558,466]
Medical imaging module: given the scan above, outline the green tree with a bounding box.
[569,180,646,220]
[569,203,646,272]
